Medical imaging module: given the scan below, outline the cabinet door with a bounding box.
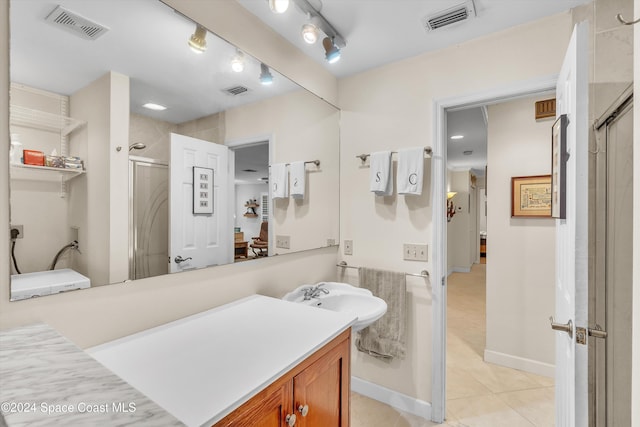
[293,337,350,427]
[215,380,292,427]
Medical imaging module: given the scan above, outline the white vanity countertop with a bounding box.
[88,294,356,427]
[0,323,182,426]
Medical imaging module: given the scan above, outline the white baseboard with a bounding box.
[351,376,432,420]
[484,349,555,378]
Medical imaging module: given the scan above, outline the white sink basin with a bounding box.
[282,282,387,332]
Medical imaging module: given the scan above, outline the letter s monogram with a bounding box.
[294,178,298,187]
[376,172,382,182]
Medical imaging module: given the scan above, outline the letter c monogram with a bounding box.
[408,173,418,185]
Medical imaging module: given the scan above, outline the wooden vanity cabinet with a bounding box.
[215,328,351,427]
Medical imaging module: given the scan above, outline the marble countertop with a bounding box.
[0,323,183,427]
[88,294,356,426]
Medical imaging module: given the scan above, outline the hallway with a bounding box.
[351,264,554,426]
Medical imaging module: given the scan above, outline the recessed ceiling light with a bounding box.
[142,102,167,111]
[450,135,464,140]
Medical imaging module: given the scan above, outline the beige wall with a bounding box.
[225,89,340,252]
[0,0,340,348]
[447,170,474,273]
[485,96,556,374]
[338,12,572,403]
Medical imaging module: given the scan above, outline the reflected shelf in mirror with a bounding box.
[8,0,340,301]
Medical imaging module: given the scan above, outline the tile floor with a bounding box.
[351,264,555,427]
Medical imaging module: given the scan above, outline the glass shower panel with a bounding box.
[130,159,169,280]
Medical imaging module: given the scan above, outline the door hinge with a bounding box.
[576,324,608,345]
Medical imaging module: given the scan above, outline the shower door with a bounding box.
[592,87,633,426]
[129,158,169,280]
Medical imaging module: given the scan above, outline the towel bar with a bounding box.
[337,261,429,278]
[268,160,320,167]
[355,147,432,163]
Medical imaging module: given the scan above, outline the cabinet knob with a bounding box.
[285,413,297,426]
[298,404,309,417]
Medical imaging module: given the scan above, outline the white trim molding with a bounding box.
[484,349,555,378]
[351,376,432,420]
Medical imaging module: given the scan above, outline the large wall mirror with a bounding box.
[8,0,340,301]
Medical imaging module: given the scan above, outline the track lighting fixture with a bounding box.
[269,0,289,14]
[302,23,319,44]
[188,24,207,54]
[259,63,273,85]
[301,14,319,44]
[322,37,341,63]
[231,50,245,73]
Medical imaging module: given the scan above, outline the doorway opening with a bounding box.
[444,94,557,425]
[430,75,559,423]
[229,141,270,261]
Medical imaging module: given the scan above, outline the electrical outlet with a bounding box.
[10,224,23,239]
[403,244,428,261]
[344,240,353,255]
[276,235,290,249]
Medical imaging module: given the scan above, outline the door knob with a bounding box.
[298,404,309,417]
[174,255,192,264]
[549,316,573,338]
[285,413,296,426]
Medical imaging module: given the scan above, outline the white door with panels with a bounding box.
[550,22,589,426]
[169,133,232,273]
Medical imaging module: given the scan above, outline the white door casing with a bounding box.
[169,133,232,273]
[553,22,589,427]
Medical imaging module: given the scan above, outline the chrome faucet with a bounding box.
[302,283,330,300]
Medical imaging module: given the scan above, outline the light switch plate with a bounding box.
[276,235,290,249]
[344,240,353,255]
[403,243,428,261]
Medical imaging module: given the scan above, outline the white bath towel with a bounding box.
[369,151,393,196]
[396,147,424,195]
[270,163,288,199]
[289,161,306,199]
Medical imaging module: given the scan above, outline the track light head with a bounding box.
[188,25,207,54]
[231,50,245,72]
[322,37,341,63]
[301,22,319,44]
[259,63,273,85]
[269,0,289,14]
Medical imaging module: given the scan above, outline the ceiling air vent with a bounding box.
[423,0,476,32]
[223,85,250,96]
[45,5,109,40]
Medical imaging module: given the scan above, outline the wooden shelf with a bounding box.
[10,163,85,182]
[243,213,258,218]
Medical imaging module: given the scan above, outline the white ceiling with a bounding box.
[236,0,591,78]
[9,0,301,124]
[235,0,589,176]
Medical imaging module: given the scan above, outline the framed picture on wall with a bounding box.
[551,114,568,219]
[193,166,214,214]
[511,175,552,217]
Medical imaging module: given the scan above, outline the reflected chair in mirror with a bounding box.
[250,222,268,257]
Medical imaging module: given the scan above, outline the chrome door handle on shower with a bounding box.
[174,255,192,264]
